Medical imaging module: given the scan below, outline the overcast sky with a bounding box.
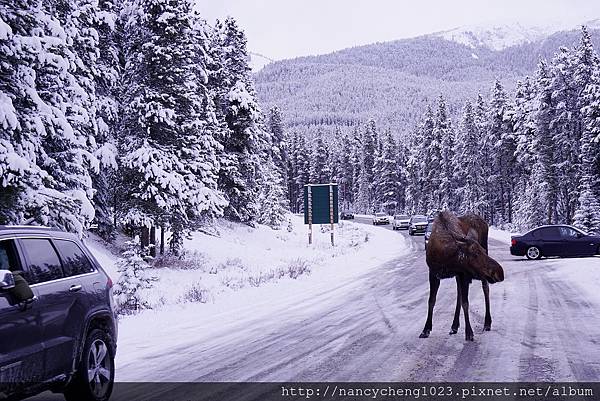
[195,0,600,60]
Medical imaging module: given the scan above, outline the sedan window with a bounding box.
[535,227,561,239]
[559,227,579,238]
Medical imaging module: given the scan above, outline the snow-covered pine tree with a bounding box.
[488,80,516,224]
[285,132,299,212]
[93,0,123,239]
[474,94,494,223]
[377,130,399,215]
[350,127,362,202]
[309,130,330,184]
[434,95,456,211]
[294,134,310,212]
[426,101,443,210]
[338,133,354,209]
[208,17,265,224]
[574,66,600,233]
[372,137,384,211]
[0,0,97,235]
[547,47,582,224]
[455,100,484,215]
[268,105,287,177]
[396,141,408,212]
[120,0,225,252]
[257,157,288,229]
[355,120,377,213]
[113,237,156,314]
[533,59,559,224]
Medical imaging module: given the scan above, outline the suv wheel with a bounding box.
[64,329,115,401]
[526,246,541,260]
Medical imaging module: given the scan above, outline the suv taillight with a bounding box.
[107,277,113,289]
[511,239,517,246]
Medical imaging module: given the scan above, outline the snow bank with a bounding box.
[125,214,406,309]
[114,216,408,375]
[489,227,515,244]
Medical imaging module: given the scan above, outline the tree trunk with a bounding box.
[150,226,156,257]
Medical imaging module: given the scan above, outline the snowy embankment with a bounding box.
[83,214,409,375]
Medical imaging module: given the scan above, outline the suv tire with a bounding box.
[64,329,115,401]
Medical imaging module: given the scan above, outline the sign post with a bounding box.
[303,183,339,246]
[329,185,334,246]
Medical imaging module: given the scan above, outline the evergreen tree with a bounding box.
[488,80,516,224]
[338,134,354,209]
[377,131,400,214]
[294,135,310,212]
[355,120,377,213]
[113,237,156,314]
[257,158,288,229]
[94,0,122,239]
[120,0,225,251]
[208,17,264,224]
[455,101,484,215]
[574,67,600,233]
[309,130,330,184]
[434,95,455,211]
[0,0,97,235]
[268,105,287,179]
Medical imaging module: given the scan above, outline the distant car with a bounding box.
[424,222,433,249]
[372,212,389,225]
[392,214,410,230]
[408,215,428,236]
[427,210,440,223]
[510,225,600,260]
[340,211,354,220]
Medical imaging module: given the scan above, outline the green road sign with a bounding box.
[303,184,339,225]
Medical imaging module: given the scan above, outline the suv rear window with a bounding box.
[21,238,64,284]
[54,240,95,277]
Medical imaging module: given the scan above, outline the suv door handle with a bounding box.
[69,284,82,292]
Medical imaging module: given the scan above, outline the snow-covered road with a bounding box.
[29,219,600,401]
[117,218,600,382]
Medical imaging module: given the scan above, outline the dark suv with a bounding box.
[0,226,117,401]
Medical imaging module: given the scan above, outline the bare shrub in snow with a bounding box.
[153,251,210,271]
[181,282,211,304]
[284,258,311,279]
[220,274,247,290]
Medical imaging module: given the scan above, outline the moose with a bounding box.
[419,211,504,341]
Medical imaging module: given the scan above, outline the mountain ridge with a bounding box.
[254,24,600,138]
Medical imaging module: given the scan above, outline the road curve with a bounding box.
[30,217,600,401]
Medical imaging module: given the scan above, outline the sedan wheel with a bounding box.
[526,246,541,260]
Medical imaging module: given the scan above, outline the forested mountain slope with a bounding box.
[254,27,600,137]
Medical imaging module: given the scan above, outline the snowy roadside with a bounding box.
[489,227,514,244]
[82,215,409,375]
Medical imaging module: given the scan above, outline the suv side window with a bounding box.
[20,238,64,284]
[0,239,21,272]
[54,240,95,276]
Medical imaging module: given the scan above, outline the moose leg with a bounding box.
[482,280,492,331]
[450,276,461,334]
[420,272,440,338]
[458,275,474,341]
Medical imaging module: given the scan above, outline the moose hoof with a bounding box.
[465,334,474,342]
[483,326,491,332]
[449,329,458,335]
[419,331,430,338]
